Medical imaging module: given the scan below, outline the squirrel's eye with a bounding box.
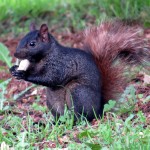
[29,41,36,47]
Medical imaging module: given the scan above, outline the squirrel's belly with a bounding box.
[46,81,80,116]
[46,87,66,115]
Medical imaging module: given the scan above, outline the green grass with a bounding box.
[0,108,150,149]
[0,0,150,35]
[0,80,149,149]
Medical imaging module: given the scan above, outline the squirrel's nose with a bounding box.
[14,51,28,59]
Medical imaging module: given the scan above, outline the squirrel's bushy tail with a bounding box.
[83,21,150,103]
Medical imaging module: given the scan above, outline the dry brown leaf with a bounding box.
[0,142,14,150]
[143,73,150,85]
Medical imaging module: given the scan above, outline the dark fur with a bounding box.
[10,25,102,121]
[10,21,150,121]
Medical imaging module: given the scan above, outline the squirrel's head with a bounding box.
[15,23,56,62]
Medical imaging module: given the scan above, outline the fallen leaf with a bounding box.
[143,73,150,85]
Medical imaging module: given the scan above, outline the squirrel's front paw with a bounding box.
[9,65,26,80]
[9,65,18,73]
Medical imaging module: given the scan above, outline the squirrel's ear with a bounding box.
[39,24,49,42]
[30,23,36,31]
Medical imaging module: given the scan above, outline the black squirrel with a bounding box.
[10,21,150,121]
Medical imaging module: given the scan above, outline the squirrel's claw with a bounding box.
[9,65,18,73]
[10,65,26,80]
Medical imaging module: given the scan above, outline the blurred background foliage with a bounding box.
[0,0,150,35]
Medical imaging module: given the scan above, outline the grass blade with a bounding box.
[0,43,12,68]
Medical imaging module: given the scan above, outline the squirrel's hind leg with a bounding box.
[68,85,102,121]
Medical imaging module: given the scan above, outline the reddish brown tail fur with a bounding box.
[83,21,150,103]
